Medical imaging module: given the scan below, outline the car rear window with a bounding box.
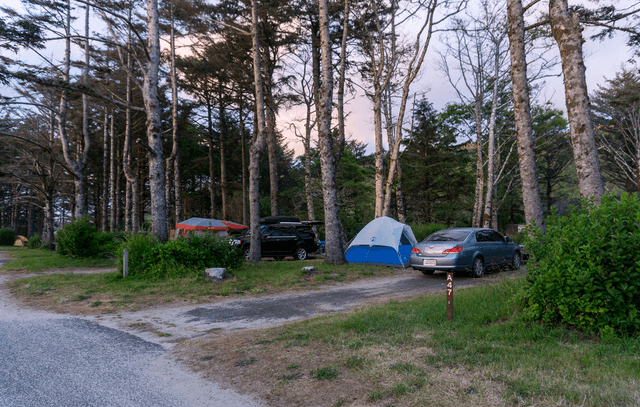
[423,230,470,242]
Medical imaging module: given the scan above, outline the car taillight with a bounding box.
[411,247,421,254]
[443,246,462,254]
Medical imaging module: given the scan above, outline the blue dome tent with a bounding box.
[345,217,418,267]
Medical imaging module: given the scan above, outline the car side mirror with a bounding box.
[506,237,512,242]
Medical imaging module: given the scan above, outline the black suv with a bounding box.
[233,217,320,261]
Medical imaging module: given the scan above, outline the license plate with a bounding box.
[423,259,436,266]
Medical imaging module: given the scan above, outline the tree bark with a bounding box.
[143,0,168,241]
[549,0,604,203]
[266,103,279,216]
[248,0,267,262]
[219,83,228,220]
[507,0,546,232]
[122,20,138,232]
[102,109,109,232]
[239,91,248,226]
[206,99,217,219]
[57,0,90,219]
[110,112,117,231]
[318,0,345,265]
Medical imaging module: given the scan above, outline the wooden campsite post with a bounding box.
[123,249,129,278]
[446,272,453,320]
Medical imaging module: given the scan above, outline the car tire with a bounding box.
[243,247,250,261]
[510,251,521,270]
[421,270,435,276]
[470,256,484,278]
[295,246,307,261]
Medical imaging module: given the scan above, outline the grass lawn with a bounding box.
[0,246,116,272]
[3,251,399,313]
[179,276,640,407]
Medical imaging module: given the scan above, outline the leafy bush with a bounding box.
[519,193,640,335]
[410,223,449,242]
[0,228,17,246]
[26,233,43,249]
[56,216,100,257]
[118,232,243,279]
[96,231,123,256]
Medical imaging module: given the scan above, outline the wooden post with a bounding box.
[123,249,129,278]
[446,272,453,321]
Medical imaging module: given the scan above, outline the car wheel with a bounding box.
[510,252,521,270]
[471,257,484,278]
[295,246,307,261]
[243,247,250,261]
[421,270,435,276]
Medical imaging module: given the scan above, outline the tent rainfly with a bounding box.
[345,216,418,267]
[175,218,248,236]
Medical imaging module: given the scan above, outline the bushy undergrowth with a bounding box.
[56,216,120,258]
[410,223,449,242]
[520,193,640,335]
[118,233,243,279]
[0,228,17,246]
[26,233,43,249]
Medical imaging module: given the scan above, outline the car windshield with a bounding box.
[423,230,470,242]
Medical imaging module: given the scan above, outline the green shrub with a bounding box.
[0,228,17,245]
[55,216,100,257]
[96,231,123,256]
[410,223,449,242]
[26,233,43,249]
[519,193,640,335]
[118,232,243,279]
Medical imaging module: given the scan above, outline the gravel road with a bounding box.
[0,257,263,407]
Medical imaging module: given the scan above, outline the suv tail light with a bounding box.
[411,247,421,254]
[443,246,462,254]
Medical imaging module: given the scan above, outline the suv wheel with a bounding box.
[295,246,307,261]
[510,252,521,270]
[243,247,250,261]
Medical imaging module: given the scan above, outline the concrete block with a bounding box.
[204,268,227,282]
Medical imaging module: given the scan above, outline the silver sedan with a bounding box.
[410,227,522,278]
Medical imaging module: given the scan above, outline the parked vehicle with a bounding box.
[410,227,522,277]
[232,220,321,261]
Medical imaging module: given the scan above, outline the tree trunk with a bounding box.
[110,112,117,231]
[248,0,267,262]
[472,96,484,227]
[102,109,109,232]
[507,0,546,232]
[374,91,385,218]
[549,0,604,203]
[219,83,228,220]
[318,0,345,265]
[57,0,89,219]
[482,50,501,228]
[167,3,182,229]
[335,0,349,167]
[266,102,279,216]
[122,26,137,233]
[142,0,168,242]
[206,100,217,219]
[239,91,248,225]
[395,161,405,223]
